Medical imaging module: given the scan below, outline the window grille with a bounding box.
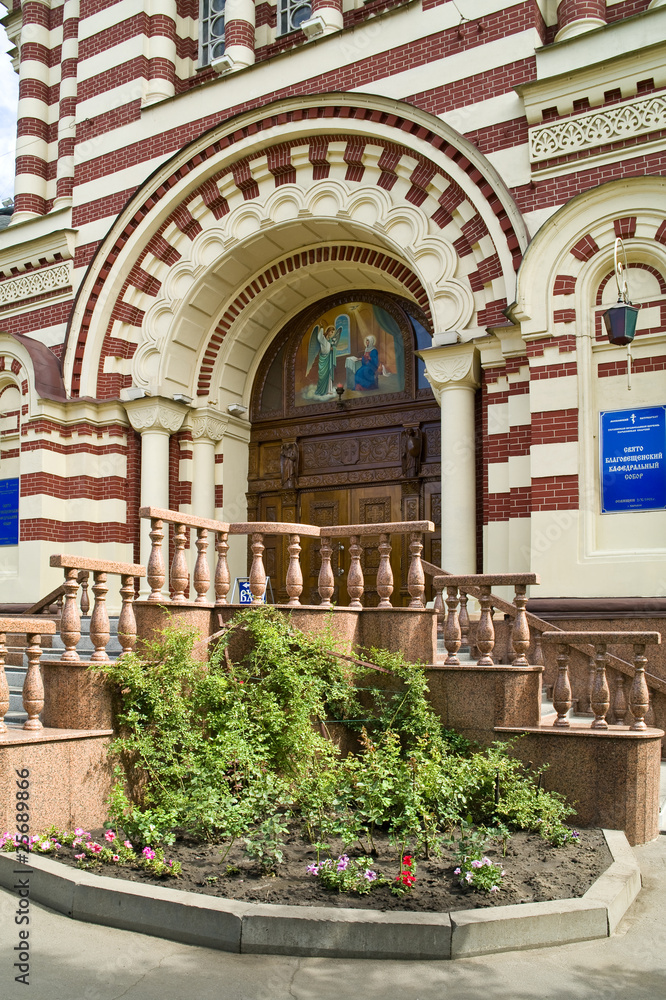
[277,0,312,36]
[200,0,226,66]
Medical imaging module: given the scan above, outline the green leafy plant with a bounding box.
[88,609,577,865]
[243,814,289,872]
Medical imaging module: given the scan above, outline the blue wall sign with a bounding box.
[600,406,666,513]
[0,477,19,545]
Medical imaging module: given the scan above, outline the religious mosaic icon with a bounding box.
[295,301,405,406]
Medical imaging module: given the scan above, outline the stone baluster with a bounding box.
[89,571,110,663]
[407,532,425,608]
[0,628,8,733]
[60,567,82,662]
[629,642,650,731]
[586,656,595,714]
[376,533,393,608]
[475,585,495,666]
[318,536,335,608]
[613,673,628,725]
[511,583,530,666]
[591,641,610,729]
[214,531,231,605]
[117,575,138,658]
[23,632,44,731]
[459,592,470,646]
[193,528,211,604]
[552,641,572,727]
[347,535,364,609]
[170,522,189,602]
[444,585,461,665]
[286,534,303,606]
[147,518,166,601]
[249,532,267,604]
[533,632,544,668]
[79,571,90,616]
[432,580,445,635]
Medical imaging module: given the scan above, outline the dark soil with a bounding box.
[50,825,612,913]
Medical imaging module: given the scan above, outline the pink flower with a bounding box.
[90,842,102,854]
[124,840,133,849]
[72,838,81,847]
[74,853,85,860]
[104,830,116,842]
[74,828,84,836]
[142,847,156,860]
[112,854,120,862]
[471,860,482,868]
[453,867,461,875]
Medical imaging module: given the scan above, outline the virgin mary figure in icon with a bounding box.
[306,323,342,397]
[353,334,380,390]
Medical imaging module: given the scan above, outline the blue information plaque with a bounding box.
[600,406,666,513]
[0,477,19,545]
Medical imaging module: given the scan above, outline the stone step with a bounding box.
[6,617,122,725]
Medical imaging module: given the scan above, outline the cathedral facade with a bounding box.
[0,0,665,607]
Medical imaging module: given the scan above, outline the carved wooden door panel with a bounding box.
[258,494,285,603]
[299,490,349,605]
[350,485,403,607]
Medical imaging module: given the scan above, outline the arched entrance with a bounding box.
[62,93,527,579]
[247,289,440,605]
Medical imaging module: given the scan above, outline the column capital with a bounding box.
[124,396,188,434]
[416,342,480,403]
[191,408,228,443]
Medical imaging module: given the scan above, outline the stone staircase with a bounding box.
[7,616,122,726]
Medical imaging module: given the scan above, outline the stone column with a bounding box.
[125,397,188,593]
[191,409,227,599]
[302,0,343,36]
[54,0,78,209]
[218,414,252,589]
[12,0,50,222]
[555,0,606,42]
[214,0,255,73]
[417,343,480,574]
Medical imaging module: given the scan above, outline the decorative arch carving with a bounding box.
[64,94,529,402]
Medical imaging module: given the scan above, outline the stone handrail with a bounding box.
[423,559,666,698]
[49,555,145,664]
[139,508,435,609]
[542,631,661,731]
[0,617,57,733]
[433,573,539,667]
[24,569,91,618]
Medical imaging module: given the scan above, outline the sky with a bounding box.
[0,7,18,205]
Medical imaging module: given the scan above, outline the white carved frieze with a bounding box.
[529,94,666,165]
[0,263,71,308]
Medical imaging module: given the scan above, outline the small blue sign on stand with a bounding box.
[0,478,19,545]
[600,405,666,513]
[232,578,273,604]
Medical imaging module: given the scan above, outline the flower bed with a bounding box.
[3,823,611,914]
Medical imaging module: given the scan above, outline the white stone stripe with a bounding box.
[21,451,127,478]
[19,497,127,521]
[72,7,533,166]
[531,442,578,479]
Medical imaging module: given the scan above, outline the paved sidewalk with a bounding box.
[1,835,665,1000]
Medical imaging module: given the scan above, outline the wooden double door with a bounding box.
[258,483,440,607]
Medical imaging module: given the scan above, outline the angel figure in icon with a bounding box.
[306,323,343,397]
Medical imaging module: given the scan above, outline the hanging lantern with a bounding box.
[602,238,639,346]
[602,301,639,346]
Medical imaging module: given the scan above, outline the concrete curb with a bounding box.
[0,830,641,960]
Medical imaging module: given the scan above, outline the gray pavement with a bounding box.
[1,835,666,1000]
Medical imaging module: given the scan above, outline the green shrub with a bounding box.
[93,607,574,852]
